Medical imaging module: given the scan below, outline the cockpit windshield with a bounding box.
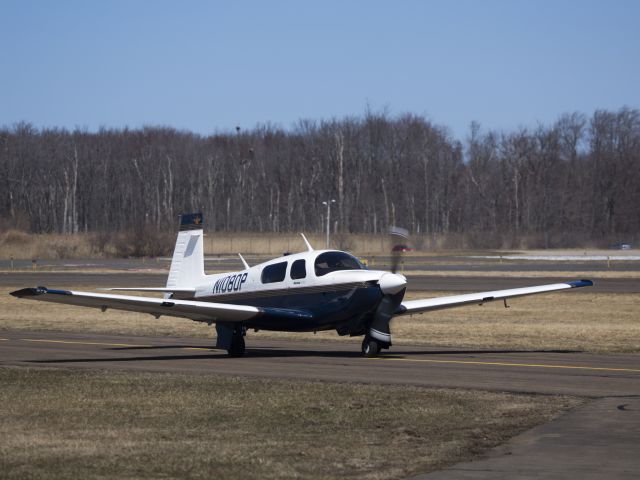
[314,252,365,277]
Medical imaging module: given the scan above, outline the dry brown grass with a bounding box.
[393,291,640,353]
[0,286,212,338]
[0,232,95,260]
[2,286,638,353]
[0,232,383,259]
[7,230,638,260]
[0,367,580,480]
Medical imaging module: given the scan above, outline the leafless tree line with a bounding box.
[1,107,638,248]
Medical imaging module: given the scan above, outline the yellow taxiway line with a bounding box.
[370,357,640,374]
[11,338,640,373]
[18,338,214,352]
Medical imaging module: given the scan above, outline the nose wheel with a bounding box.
[361,336,382,357]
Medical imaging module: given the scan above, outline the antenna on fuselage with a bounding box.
[300,233,314,251]
[238,253,250,269]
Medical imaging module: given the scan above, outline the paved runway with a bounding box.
[1,330,638,397]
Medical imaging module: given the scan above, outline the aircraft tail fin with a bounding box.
[166,213,206,292]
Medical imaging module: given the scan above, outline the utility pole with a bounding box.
[322,199,336,248]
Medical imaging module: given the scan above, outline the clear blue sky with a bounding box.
[2,0,639,140]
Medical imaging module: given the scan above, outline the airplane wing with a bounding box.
[395,280,593,316]
[99,287,197,300]
[100,287,196,294]
[10,287,312,323]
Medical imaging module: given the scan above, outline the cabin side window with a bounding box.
[261,261,287,284]
[290,259,306,280]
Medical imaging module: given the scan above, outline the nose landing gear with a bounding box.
[361,335,383,357]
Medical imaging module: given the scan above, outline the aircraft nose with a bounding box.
[378,273,407,295]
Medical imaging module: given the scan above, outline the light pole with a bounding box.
[322,199,336,249]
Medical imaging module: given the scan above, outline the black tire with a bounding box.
[227,334,246,357]
[361,336,381,357]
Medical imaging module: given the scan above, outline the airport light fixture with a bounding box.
[322,199,336,248]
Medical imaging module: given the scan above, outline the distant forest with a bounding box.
[1,107,638,248]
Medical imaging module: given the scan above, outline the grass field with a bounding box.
[4,229,639,259]
[0,231,415,258]
[0,367,580,480]
[2,286,638,353]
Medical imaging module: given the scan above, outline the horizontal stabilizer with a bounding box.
[180,212,204,231]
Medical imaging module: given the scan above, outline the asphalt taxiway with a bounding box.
[1,330,638,397]
[413,396,640,480]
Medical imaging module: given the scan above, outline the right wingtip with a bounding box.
[567,279,594,288]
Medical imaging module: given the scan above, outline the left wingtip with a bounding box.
[567,279,594,288]
[10,286,47,298]
[10,286,73,298]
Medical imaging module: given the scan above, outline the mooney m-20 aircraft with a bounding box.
[11,214,593,357]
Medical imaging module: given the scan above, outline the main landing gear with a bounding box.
[216,323,246,357]
[361,335,384,357]
[228,330,246,357]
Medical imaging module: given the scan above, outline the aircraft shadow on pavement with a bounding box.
[27,349,359,364]
[26,346,582,364]
[108,345,581,355]
[108,345,365,356]
[398,348,582,355]
[108,345,218,351]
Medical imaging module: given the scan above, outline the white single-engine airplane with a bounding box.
[11,213,593,357]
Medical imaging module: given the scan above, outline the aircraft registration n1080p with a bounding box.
[11,213,593,357]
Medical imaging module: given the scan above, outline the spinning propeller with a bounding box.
[389,225,409,274]
[363,227,410,356]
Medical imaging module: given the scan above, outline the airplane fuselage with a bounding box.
[185,250,399,335]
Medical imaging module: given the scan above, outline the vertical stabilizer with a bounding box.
[166,213,206,291]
